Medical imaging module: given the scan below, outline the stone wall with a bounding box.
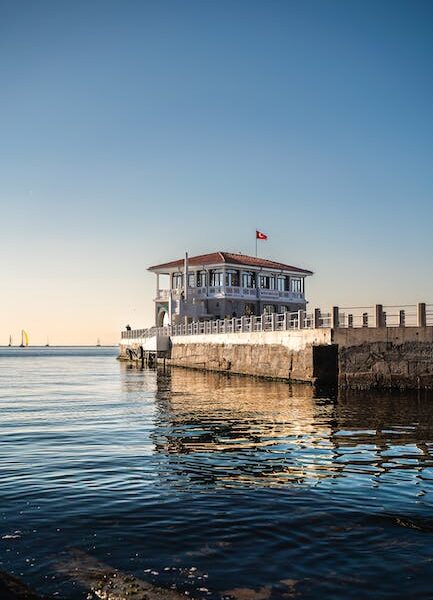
[334,327,433,389]
[167,341,315,381]
[166,329,335,384]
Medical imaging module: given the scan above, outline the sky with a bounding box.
[1,0,433,345]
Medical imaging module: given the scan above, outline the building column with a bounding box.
[183,252,189,302]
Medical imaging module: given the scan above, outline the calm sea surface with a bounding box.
[1,348,433,599]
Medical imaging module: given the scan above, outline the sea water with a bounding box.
[1,347,433,599]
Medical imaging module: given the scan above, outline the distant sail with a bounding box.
[8,335,12,347]
[20,330,29,347]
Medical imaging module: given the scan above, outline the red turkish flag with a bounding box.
[256,230,268,240]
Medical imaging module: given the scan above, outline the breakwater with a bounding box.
[119,303,433,389]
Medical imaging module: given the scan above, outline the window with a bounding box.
[188,273,196,288]
[263,304,276,314]
[244,303,256,316]
[172,273,183,289]
[259,275,274,289]
[277,276,286,291]
[226,270,239,287]
[290,277,303,293]
[198,271,207,287]
[210,270,224,287]
[242,271,255,288]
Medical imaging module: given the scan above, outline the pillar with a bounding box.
[376,304,384,328]
[298,309,305,329]
[331,306,339,329]
[417,303,426,327]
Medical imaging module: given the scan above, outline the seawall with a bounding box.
[334,326,433,389]
[119,329,338,386]
[167,329,336,384]
[119,325,433,390]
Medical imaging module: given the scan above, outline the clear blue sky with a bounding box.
[1,0,432,344]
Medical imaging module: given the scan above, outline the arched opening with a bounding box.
[157,307,169,327]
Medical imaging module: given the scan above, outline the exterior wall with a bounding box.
[333,327,433,389]
[155,264,308,325]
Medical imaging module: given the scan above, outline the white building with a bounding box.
[149,251,313,326]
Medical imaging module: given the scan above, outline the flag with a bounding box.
[256,230,268,240]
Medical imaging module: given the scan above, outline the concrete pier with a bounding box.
[119,304,433,390]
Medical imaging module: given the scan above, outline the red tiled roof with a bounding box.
[148,252,313,274]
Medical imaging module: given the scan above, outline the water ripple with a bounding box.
[1,349,433,599]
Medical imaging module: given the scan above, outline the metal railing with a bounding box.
[121,303,433,340]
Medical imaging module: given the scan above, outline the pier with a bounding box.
[119,302,433,390]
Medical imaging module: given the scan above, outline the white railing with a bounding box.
[121,303,433,340]
[155,286,304,302]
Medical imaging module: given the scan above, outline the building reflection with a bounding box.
[151,367,342,486]
[120,364,433,488]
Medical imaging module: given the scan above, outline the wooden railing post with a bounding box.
[283,311,290,330]
[271,313,276,331]
[314,308,321,329]
[399,310,405,327]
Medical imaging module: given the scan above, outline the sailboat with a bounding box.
[45,337,50,347]
[8,335,12,347]
[20,330,29,348]
[96,338,101,347]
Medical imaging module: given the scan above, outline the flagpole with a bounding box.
[255,231,257,257]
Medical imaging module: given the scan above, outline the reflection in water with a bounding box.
[150,368,337,486]
[127,366,433,490]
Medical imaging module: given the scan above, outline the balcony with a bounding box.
[157,286,304,303]
[155,289,170,301]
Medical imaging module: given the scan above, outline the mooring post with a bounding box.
[314,308,321,329]
[331,306,339,328]
[417,303,426,327]
[399,309,405,327]
[375,304,385,328]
